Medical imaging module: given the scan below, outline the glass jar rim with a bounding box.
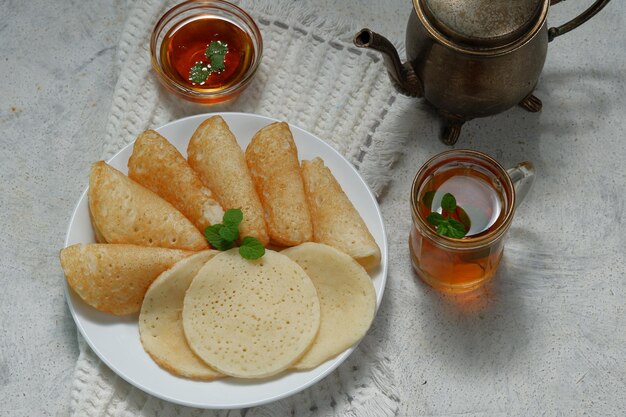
[410,149,517,250]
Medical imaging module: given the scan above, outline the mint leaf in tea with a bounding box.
[425,193,468,238]
[419,168,505,238]
[441,192,457,212]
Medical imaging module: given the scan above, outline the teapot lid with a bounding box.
[418,0,544,47]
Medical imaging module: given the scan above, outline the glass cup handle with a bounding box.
[507,161,535,208]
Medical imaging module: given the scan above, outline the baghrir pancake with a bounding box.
[139,251,223,380]
[187,116,269,246]
[182,249,320,378]
[282,243,376,369]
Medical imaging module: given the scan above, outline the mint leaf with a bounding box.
[189,41,228,84]
[189,62,209,84]
[206,41,227,57]
[424,192,468,238]
[223,208,243,226]
[205,209,242,249]
[457,206,472,231]
[205,208,265,257]
[205,41,227,73]
[447,218,467,238]
[426,212,444,226]
[218,223,239,242]
[209,54,225,72]
[239,236,265,260]
[421,191,435,208]
[204,224,221,244]
[205,224,235,251]
[441,193,457,211]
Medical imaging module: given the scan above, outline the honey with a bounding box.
[159,14,255,95]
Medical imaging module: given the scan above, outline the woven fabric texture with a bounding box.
[70,0,415,415]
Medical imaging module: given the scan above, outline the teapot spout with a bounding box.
[353,29,423,97]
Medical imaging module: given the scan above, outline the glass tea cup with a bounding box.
[409,149,534,293]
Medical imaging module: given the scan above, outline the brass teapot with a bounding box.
[354,0,611,144]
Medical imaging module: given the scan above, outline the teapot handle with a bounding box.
[548,0,611,41]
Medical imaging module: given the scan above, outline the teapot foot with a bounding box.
[441,119,464,146]
[519,94,542,113]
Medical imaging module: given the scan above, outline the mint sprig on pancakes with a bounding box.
[204,208,265,259]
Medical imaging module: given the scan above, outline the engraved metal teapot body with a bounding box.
[355,0,611,144]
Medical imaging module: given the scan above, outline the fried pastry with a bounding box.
[187,116,269,245]
[301,157,381,270]
[60,243,193,315]
[128,130,224,232]
[88,161,208,251]
[246,122,313,246]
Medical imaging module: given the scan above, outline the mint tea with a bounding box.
[410,150,520,293]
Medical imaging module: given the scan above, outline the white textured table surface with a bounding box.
[1,1,625,416]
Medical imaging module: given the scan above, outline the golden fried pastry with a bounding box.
[301,157,381,270]
[60,243,193,315]
[187,116,269,245]
[246,122,313,246]
[88,161,208,251]
[128,130,224,232]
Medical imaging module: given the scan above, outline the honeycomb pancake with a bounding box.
[187,116,269,246]
[282,243,376,369]
[246,122,313,246]
[128,130,224,232]
[182,249,320,378]
[60,244,193,315]
[139,251,223,380]
[88,161,208,251]
[301,158,381,270]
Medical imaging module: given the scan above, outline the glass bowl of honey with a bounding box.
[150,0,263,104]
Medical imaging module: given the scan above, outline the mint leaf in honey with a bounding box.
[207,40,228,57]
[187,41,229,85]
[205,40,227,73]
[189,62,210,84]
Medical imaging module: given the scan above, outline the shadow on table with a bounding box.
[411,227,552,372]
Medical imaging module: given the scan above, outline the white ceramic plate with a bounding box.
[64,112,388,409]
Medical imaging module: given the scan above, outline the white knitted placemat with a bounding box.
[70,0,415,415]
